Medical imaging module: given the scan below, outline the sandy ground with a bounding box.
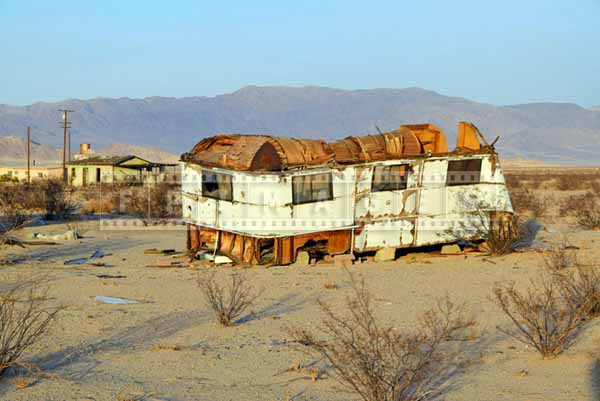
[0,214,600,401]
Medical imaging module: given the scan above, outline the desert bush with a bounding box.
[0,185,33,245]
[0,278,60,376]
[290,276,476,401]
[551,264,600,318]
[197,270,263,326]
[543,239,578,271]
[449,193,529,255]
[493,270,596,358]
[558,193,591,218]
[80,196,114,214]
[573,194,600,230]
[117,183,180,220]
[554,173,600,191]
[33,179,78,220]
[510,188,548,218]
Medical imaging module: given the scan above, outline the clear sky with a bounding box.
[1,0,599,106]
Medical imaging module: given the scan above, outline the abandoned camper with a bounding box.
[180,122,513,265]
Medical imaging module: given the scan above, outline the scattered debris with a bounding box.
[64,249,110,265]
[95,295,139,305]
[96,274,127,279]
[214,255,234,264]
[144,248,177,255]
[151,344,181,352]
[28,229,79,241]
[324,282,338,290]
[146,259,188,268]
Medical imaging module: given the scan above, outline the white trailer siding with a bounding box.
[181,152,513,252]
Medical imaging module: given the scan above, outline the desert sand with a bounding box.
[1,183,600,401]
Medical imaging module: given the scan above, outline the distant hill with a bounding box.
[0,135,60,166]
[1,86,599,164]
[99,144,178,163]
[591,105,600,112]
[0,136,177,166]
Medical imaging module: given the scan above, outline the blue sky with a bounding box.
[1,0,599,106]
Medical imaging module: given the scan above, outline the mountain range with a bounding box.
[1,86,599,165]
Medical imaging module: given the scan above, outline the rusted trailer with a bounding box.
[180,122,513,265]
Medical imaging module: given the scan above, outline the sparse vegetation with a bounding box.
[509,188,548,218]
[0,278,61,377]
[35,179,78,220]
[493,263,600,358]
[543,239,577,271]
[197,270,263,326]
[290,275,476,401]
[573,194,600,230]
[0,186,30,245]
[552,264,600,318]
[118,183,180,220]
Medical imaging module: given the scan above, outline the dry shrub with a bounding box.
[34,179,78,220]
[555,173,600,191]
[453,211,529,256]
[510,189,548,218]
[80,196,114,214]
[573,193,600,230]
[0,278,61,377]
[543,239,577,271]
[558,192,600,229]
[290,276,476,401]
[558,193,592,218]
[117,183,180,220]
[197,270,263,326]
[0,186,30,245]
[493,263,600,359]
[552,264,600,318]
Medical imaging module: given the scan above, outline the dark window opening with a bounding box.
[202,171,233,201]
[446,159,482,186]
[372,164,409,192]
[292,173,333,205]
[96,168,101,183]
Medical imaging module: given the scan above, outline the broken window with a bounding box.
[446,159,482,186]
[292,173,333,204]
[202,170,233,201]
[372,164,409,192]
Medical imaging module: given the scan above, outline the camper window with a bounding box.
[446,159,482,186]
[292,173,333,204]
[202,171,233,201]
[372,164,409,192]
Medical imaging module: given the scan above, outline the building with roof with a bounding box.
[0,164,62,182]
[181,121,514,265]
[67,154,178,187]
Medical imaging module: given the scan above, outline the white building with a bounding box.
[181,122,513,265]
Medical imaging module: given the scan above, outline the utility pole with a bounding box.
[58,109,74,183]
[68,130,71,161]
[27,126,31,184]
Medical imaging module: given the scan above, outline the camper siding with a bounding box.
[181,153,513,251]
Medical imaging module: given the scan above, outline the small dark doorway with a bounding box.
[82,167,88,187]
[96,168,101,183]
